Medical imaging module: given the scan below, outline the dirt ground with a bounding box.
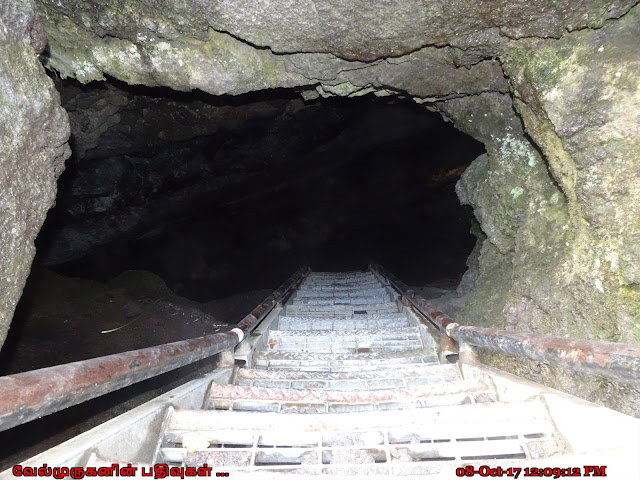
[0,268,272,469]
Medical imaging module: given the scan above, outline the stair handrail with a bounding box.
[0,265,310,432]
[370,263,640,386]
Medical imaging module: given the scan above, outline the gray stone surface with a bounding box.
[35,14,509,100]
[34,0,637,61]
[0,0,70,348]
[504,6,640,334]
[425,7,640,415]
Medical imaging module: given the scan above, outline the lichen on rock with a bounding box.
[36,0,636,61]
[433,93,570,331]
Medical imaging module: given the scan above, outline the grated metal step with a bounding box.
[302,277,381,287]
[302,279,382,288]
[267,328,424,354]
[295,287,390,298]
[253,348,439,372]
[299,283,384,292]
[286,302,400,316]
[305,271,375,279]
[277,313,410,331]
[293,296,392,306]
[206,379,497,413]
[298,284,386,293]
[157,398,564,475]
[235,364,463,390]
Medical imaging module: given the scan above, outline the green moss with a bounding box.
[102,54,125,76]
[102,0,124,15]
[260,54,285,88]
[620,285,640,342]
[459,242,513,328]
[505,38,582,94]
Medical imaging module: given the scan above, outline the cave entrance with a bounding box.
[36,79,486,301]
[0,80,486,469]
[3,79,487,375]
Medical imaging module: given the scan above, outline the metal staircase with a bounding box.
[3,270,639,478]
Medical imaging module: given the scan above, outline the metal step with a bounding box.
[302,278,381,285]
[298,281,387,293]
[277,313,410,331]
[267,328,424,354]
[207,378,496,413]
[286,302,400,316]
[305,272,375,279]
[302,277,381,285]
[295,287,389,298]
[253,348,439,371]
[158,398,563,475]
[299,283,384,292]
[292,296,392,306]
[235,364,463,390]
[302,276,380,286]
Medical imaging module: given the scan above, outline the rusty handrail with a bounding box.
[370,264,457,332]
[370,264,640,385]
[0,265,309,432]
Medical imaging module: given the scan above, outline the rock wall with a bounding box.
[437,92,570,333]
[433,6,640,414]
[460,5,640,415]
[38,83,307,266]
[0,0,70,348]
[503,6,640,343]
[34,1,510,97]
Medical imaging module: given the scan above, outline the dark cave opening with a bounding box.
[35,80,485,300]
